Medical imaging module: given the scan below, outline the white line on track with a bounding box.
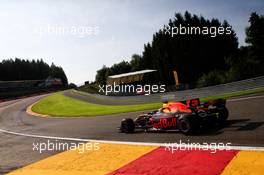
[1,128,264,151]
[1,93,264,152]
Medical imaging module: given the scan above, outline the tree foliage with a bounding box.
[95,11,264,88]
[224,12,264,82]
[0,58,68,85]
[95,61,132,84]
[95,11,238,86]
[141,11,238,86]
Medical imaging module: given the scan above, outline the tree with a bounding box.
[50,63,68,85]
[109,60,132,75]
[95,60,132,84]
[68,83,77,89]
[94,11,239,87]
[245,12,264,74]
[225,12,264,82]
[95,65,110,84]
[0,58,68,86]
[141,11,238,86]
[130,54,143,71]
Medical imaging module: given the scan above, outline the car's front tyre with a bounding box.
[120,118,135,133]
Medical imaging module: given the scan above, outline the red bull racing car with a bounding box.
[119,98,228,135]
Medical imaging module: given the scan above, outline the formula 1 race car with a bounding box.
[119,98,228,135]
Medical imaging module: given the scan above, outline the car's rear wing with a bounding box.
[207,98,226,107]
[182,98,226,107]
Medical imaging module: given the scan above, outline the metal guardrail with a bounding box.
[161,76,264,102]
[73,76,264,104]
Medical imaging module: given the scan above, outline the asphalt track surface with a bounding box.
[1,93,264,174]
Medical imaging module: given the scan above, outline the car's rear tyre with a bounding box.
[179,118,191,134]
[179,116,199,135]
[120,118,135,133]
[217,107,229,124]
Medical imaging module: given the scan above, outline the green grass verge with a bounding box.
[32,87,264,117]
[32,93,161,117]
[200,87,264,102]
